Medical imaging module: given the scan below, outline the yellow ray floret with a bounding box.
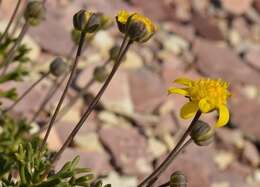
[168,78,231,127]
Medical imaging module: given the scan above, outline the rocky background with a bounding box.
[0,0,260,187]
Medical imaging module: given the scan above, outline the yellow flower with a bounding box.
[168,78,231,128]
[116,10,156,42]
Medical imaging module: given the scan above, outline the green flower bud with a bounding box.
[24,1,45,26]
[170,171,187,187]
[49,57,68,77]
[190,120,215,146]
[93,66,109,83]
[73,10,102,33]
[109,45,120,61]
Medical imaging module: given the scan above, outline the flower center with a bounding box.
[189,79,230,106]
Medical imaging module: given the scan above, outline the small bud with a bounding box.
[73,10,101,33]
[24,1,45,26]
[170,171,187,187]
[109,45,121,61]
[49,57,68,77]
[190,120,215,146]
[93,66,109,83]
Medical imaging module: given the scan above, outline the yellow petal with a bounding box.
[198,98,213,113]
[174,78,193,87]
[168,87,189,96]
[180,101,199,119]
[216,105,230,128]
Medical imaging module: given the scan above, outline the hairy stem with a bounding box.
[49,36,132,167]
[0,0,22,44]
[137,111,201,187]
[4,71,50,112]
[0,22,29,76]
[40,31,87,152]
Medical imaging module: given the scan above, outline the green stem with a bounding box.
[0,0,22,44]
[4,71,50,112]
[49,36,132,167]
[40,31,87,152]
[137,111,201,187]
[0,22,29,76]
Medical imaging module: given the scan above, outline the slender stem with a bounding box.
[50,36,132,167]
[40,31,87,152]
[0,0,22,44]
[4,71,50,112]
[56,58,111,122]
[29,74,67,124]
[137,111,201,187]
[0,22,29,76]
[157,182,170,187]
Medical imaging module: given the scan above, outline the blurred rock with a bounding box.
[254,0,260,11]
[122,50,144,70]
[242,141,259,167]
[221,0,253,15]
[193,38,260,85]
[128,68,165,113]
[93,31,115,57]
[103,171,138,187]
[214,151,235,170]
[192,12,224,41]
[74,132,105,154]
[99,126,152,176]
[148,138,168,159]
[245,47,260,70]
[230,92,260,139]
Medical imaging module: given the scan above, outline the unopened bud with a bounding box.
[49,57,68,77]
[73,10,101,33]
[170,171,187,187]
[24,1,45,26]
[109,45,120,61]
[190,120,215,146]
[93,66,109,83]
[116,10,156,42]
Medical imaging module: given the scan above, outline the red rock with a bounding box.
[242,141,260,167]
[245,47,260,70]
[192,12,224,41]
[254,0,260,11]
[221,0,254,15]
[128,68,165,113]
[230,91,260,139]
[167,22,195,42]
[99,126,152,177]
[193,38,260,85]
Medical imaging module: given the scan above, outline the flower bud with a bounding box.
[73,10,101,33]
[190,120,215,146]
[93,66,109,83]
[116,10,156,42]
[24,1,45,26]
[170,171,187,187]
[49,57,68,77]
[109,45,120,61]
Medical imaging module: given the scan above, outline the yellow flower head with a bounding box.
[116,10,156,42]
[168,78,231,128]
